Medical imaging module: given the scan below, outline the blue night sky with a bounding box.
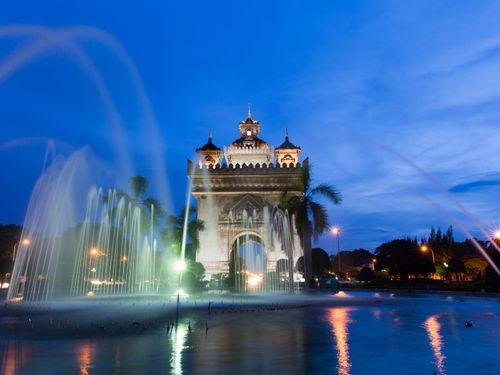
[0,1,499,253]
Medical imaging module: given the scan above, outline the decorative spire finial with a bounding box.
[209,129,213,140]
[247,103,252,119]
[285,128,289,139]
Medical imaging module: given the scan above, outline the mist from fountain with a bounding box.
[228,206,303,293]
[6,148,165,306]
[69,187,158,298]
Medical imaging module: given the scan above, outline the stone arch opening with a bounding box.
[229,232,266,291]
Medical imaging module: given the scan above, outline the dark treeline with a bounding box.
[0,223,22,278]
[326,225,500,291]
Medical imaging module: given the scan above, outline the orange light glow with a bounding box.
[328,308,354,375]
[421,245,428,252]
[331,227,340,235]
[493,229,500,240]
[423,315,446,374]
[247,272,263,288]
[21,239,31,246]
[77,341,95,375]
[121,255,128,262]
[89,247,102,257]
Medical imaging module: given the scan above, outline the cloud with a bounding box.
[449,179,500,193]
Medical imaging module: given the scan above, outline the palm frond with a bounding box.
[311,184,342,204]
[143,197,165,218]
[309,200,329,240]
[291,200,308,240]
[299,162,311,193]
[129,175,148,202]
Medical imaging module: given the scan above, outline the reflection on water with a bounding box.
[328,308,354,375]
[0,341,30,375]
[423,314,446,375]
[170,323,189,374]
[333,291,351,298]
[77,341,96,375]
[0,295,497,374]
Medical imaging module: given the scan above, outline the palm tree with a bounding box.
[162,207,204,260]
[281,159,342,286]
[103,175,165,230]
[130,175,148,203]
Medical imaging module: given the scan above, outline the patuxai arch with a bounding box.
[187,108,306,282]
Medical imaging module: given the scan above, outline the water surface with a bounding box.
[1,292,498,374]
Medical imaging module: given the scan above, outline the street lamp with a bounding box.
[493,229,500,240]
[89,247,100,257]
[420,244,435,263]
[13,238,31,262]
[175,259,186,272]
[331,227,341,277]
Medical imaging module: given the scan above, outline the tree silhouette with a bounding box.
[281,160,341,286]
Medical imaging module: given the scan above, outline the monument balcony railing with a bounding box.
[187,158,308,174]
[223,145,275,155]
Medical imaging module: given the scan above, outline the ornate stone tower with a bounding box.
[188,109,305,278]
[196,131,222,167]
[276,129,301,167]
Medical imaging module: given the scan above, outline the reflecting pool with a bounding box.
[0,292,498,374]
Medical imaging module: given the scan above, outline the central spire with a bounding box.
[247,102,252,120]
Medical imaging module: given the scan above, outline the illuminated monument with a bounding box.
[188,108,306,279]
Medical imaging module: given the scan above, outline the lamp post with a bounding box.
[420,244,435,264]
[13,238,31,262]
[331,227,341,277]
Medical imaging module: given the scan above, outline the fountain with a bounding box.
[5,147,302,308]
[6,150,160,306]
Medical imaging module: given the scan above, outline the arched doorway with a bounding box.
[229,233,266,292]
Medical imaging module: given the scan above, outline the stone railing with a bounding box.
[223,145,274,154]
[187,158,308,175]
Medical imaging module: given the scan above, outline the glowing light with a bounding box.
[372,258,377,263]
[121,255,128,262]
[328,308,354,375]
[443,262,449,268]
[21,238,31,246]
[334,291,350,298]
[247,273,263,288]
[77,341,95,375]
[1,282,9,289]
[86,291,95,297]
[90,279,102,285]
[170,323,188,375]
[89,247,99,257]
[175,259,186,272]
[421,245,428,252]
[493,229,500,240]
[90,268,96,273]
[176,288,188,297]
[423,315,446,374]
[331,227,341,235]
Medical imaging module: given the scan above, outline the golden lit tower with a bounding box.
[196,130,222,167]
[275,129,301,167]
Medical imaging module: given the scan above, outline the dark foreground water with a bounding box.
[0,292,498,374]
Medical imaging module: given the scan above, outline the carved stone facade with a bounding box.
[189,110,304,277]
